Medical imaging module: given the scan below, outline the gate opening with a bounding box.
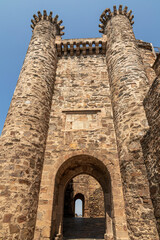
[63,174,106,239]
[51,154,115,240]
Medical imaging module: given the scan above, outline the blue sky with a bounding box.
[75,199,82,216]
[0,0,160,133]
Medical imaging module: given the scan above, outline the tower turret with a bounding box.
[99,5,159,239]
[0,10,64,239]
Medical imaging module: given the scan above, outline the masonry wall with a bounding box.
[138,42,157,85]
[153,54,160,77]
[34,53,129,240]
[141,75,160,236]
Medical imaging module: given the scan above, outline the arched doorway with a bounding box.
[51,155,113,240]
[63,174,106,239]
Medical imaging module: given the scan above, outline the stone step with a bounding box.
[63,217,105,239]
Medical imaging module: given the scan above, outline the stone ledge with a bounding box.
[62,109,101,114]
[136,40,153,51]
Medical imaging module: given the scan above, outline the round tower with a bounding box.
[0,11,64,239]
[99,5,159,239]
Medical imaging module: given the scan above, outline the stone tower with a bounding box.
[0,5,160,240]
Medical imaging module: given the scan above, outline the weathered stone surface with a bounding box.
[104,11,159,240]
[3,214,12,223]
[0,16,58,239]
[9,224,20,234]
[142,76,160,236]
[138,41,157,85]
[153,54,160,77]
[34,54,128,240]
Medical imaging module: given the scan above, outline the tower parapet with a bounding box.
[31,10,65,36]
[99,5,134,34]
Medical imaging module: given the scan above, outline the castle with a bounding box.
[0,4,160,240]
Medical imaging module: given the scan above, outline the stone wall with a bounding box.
[141,76,160,236]
[153,54,160,77]
[137,40,157,85]
[34,40,157,239]
[34,53,129,240]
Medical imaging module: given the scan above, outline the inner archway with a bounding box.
[51,154,114,240]
[63,174,106,239]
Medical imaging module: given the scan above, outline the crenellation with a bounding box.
[33,14,39,23]
[56,37,154,58]
[118,5,123,14]
[37,11,42,20]
[56,38,107,57]
[31,11,64,36]
[99,5,134,34]
[126,9,132,17]
[113,6,117,16]
[43,10,47,20]
[123,6,128,15]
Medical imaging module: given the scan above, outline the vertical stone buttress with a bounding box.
[99,5,159,240]
[0,11,64,240]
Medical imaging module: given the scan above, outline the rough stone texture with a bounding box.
[34,55,129,240]
[137,41,157,85]
[141,76,160,236]
[104,14,159,240]
[153,54,160,77]
[0,20,58,240]
[64,175,105,218]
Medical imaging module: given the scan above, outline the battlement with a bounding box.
[30,10,65,36]
[55,36,153,57]
[99,5,134,34]
[55,37,107,57]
